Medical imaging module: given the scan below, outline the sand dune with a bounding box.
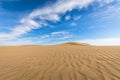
[0,43,120,80]
[53,42,91,46]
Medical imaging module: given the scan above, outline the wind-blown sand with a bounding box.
[0,42,120,80]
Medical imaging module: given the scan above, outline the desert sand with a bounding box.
[0,42,120,80]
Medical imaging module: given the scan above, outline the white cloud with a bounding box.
[70,15,81,27]
[41,31,71,41]
[0,0,115,45]
[0,31,71,46]
[29,0,95,18]
[97,0,114,6]
[51,31,69,36]
[40,31,70,40]
[79,38,120,46]
[90,0,120,20]
[71,22,77,26]
[0,0,96,40]
[65,15,71,20]
[74,15,81,21]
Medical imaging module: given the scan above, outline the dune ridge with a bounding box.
[53,42,91,46]
[0,42,120,80]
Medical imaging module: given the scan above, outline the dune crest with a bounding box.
[54,42,91,46]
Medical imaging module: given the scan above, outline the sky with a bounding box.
[0,0,120,46]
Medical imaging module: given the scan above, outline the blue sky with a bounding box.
[0,0,120,46]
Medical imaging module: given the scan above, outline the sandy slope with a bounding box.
[0,43,120,80]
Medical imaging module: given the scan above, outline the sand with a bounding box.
[0,42,120,80]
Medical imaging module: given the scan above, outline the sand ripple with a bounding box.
[0,45,120,80]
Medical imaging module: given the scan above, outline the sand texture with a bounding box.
[0,43,120,80]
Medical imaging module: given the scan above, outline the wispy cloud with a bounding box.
[51,31,69,36]
[65,15,71,20]
[90,1,120,21]
[70,22,77,26]
[0,31,71,46]
[70,15,81,26]
[97,0,114,6]
[41,31,71,40]
[73,15,81,21]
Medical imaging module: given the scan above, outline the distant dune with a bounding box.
[0,42,120,80]
[53,42,91,46]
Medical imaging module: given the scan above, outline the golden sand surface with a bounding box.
[0,42,120,80]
